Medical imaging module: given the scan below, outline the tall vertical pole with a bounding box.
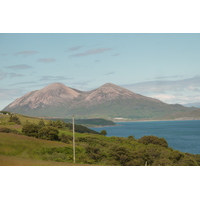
[72,115,75,163]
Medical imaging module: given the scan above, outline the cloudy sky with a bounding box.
[1,33,200,109]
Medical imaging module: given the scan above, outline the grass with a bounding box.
[1,112,200,166]
[0,132,92,166]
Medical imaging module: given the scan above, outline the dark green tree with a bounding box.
[55,119,64,128]
[99,130,107,136]
[138,135,168,147]
[38,126,59,141]
[38,119,45,128]
[8,114,21,124]
[59,133,73,143]
[22,122,39,137]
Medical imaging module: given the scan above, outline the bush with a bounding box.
[38,126,59,141]
[128,135,136,141]
[99,130,107,136]
[22,122,39,137]
[38,119,45,128]
[8,114,21,124]
[47,120,65,128]
[152,158,173,166]
[138,135,168,147]
[0,127,19,134]
[59,133,73,143]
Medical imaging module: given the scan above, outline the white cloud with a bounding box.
[150,94,176,102]
[122,76,200,104]
[123,76,200,94]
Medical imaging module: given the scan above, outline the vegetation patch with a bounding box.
[1,113,200,166]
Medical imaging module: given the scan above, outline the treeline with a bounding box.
[49,118,116,126]
[48,119,100,134]
[22,120,59,140]
[33,134,200,166]
[21,119,100,140]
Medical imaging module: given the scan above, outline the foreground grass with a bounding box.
[0,132,91,166]
[0,154,88,166]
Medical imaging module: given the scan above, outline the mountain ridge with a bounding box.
[3,82,198,119]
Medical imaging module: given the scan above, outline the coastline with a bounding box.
[112,118,200,123]
[88,118,200,127]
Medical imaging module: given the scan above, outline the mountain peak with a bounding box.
[101,83,118,87]
[85,82,135,102]
[6,82,80,110]
[42,82,68,90]
[3,82,171,118]
[40,82,80,99]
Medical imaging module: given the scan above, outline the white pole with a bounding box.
[72,115,75,163]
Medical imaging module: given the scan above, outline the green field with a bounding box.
[1,112,200,166]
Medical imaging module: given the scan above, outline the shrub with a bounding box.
[0,127,19,134]
[8,114,21,124]
[38,119,45,128]
[152,158,173,166]
[138,135,168,148]
[128,135,136,140]
[59,133,73,143]
[99,130,107,136]
[38,126,59,141]
[22,122,39,137]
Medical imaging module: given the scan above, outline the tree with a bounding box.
[22,122,39,137]
[138,135,168,148]
[55,119,64,128]
[59,133,72,143]
[38,126,59,141]
[99,130,107,136]
[128,135,136,140]
[38,119,45,128]
[9,114,21,124]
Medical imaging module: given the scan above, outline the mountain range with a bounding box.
[183,102,200,108]
[3,82,200,120]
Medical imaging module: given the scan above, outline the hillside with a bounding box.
[0,113,200,166]
[3,82,198,119]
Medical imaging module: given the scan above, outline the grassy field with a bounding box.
[0,132,93,166]
[1,112,200,166]
[0,113,91,166]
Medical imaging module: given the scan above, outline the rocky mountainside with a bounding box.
[3,82,197,119]
[6,83,80,110]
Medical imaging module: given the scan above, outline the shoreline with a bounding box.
[89,118,200,127]
[112,118,200,123]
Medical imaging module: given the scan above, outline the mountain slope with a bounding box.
[3,82,197,119]
[7,83,80,109]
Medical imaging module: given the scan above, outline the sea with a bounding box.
[91,120,200,154]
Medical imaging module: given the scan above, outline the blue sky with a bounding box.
[1,33,200,109]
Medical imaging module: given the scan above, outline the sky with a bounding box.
[1,33,200,109]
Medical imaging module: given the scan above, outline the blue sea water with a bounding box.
[91,120,200,154]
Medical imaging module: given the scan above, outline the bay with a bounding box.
[91,120,200,154]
